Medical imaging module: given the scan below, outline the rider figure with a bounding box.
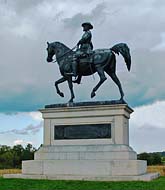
[67,22,93,77]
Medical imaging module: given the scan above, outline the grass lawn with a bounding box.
[0,176,165,190]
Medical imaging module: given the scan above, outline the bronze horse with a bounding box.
[46,41,131,102]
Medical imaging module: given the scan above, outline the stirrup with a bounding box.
[66,72,77,77]
[66,72,74,75]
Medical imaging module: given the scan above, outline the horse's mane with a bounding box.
[52,41,71,52]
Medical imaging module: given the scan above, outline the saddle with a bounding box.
[78,49,111,65]
[79,54,93,63]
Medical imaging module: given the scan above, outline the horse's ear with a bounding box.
[47,41,49,46]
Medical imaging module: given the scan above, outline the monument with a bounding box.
[4,22,159,181]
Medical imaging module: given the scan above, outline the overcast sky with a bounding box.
[0,0,165,153]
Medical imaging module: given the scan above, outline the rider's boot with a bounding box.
[72,61,77,77]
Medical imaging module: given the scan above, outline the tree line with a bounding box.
[137,152,162,165]
[0,144,164,169]
[0,144,36,169]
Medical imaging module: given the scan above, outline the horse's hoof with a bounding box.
[59,92,64,97]
[73,80,81,84]
[73,80,80,84]
[68,100,73,103]
[119,97,125,103]
[91,92,96,98]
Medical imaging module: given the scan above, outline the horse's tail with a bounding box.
[110,43,131,71]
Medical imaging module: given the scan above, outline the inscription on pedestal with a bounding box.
[54,124,111,140]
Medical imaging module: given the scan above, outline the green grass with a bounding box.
[0,177,165,190]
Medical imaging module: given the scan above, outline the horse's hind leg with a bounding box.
[55,77,67,97]
[91,67,107,98]
[106,70,124,100]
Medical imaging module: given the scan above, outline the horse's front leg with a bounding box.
[91,67,107,98]
[55,77,67,97]
[72,75,82,84]
[67,77,75,103]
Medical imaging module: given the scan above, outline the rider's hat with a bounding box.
[81,22,93,30]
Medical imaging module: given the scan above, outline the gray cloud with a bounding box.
[129,101,165,152]
[0,122,43,135]
[130,124,165,153]
[63,2,107,29]
[1,0,43,16]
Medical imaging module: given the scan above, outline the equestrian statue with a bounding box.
[46,22,131,103]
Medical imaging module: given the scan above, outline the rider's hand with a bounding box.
[77,41,80,46]
[76,45,79,50]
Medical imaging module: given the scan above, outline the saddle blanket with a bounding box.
[79,49,111,65]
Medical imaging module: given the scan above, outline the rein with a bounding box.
[52,45,77,63]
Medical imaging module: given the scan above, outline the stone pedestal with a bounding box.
[4,101,159,181]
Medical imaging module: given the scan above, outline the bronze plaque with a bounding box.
[54,124,111,140]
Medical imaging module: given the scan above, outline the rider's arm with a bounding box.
[77,31,91,45]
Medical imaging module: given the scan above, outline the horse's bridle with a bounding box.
[51,45,77,63]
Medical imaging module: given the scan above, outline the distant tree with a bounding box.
[138,152,162,165]
[0,151,14,169]
[138,152,152,165]
[161,152,165,157]
[151,153,162,165]
[0,144,37,169]
[12,145,24,168]
[162,157,165,162]
[0,145,11,154]
[22,144,36,161]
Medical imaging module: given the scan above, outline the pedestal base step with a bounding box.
[22,159,147,176]
[35,145,137,160]
[3,172,160,181]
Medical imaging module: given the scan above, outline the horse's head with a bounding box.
[46,42,56,62]
[46,41,72,63]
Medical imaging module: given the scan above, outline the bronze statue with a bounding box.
[46,23,131,103]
